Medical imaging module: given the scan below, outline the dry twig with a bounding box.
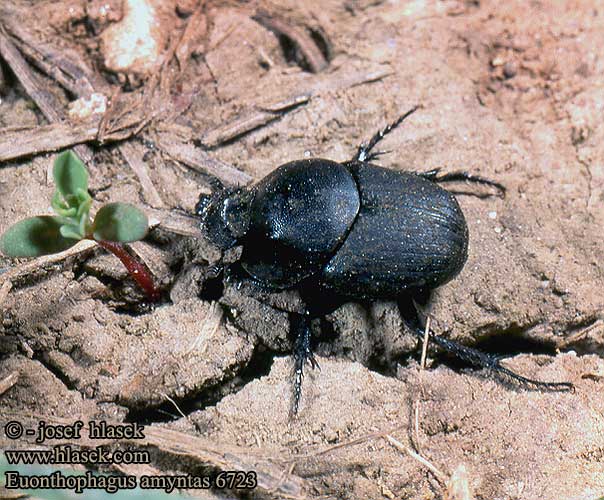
[0,371,18,396]
[2,14,100,96]
[0,119,99,162]
[559,318,604,348]
[287,425,405,461]
[119,142,165,207]
[145,206,201,237]
[385,434,447,484]
[0,278,13,308]
[0,25,94,165]
[196,66,391,150]
[252,11,329,73]
[158,138,253,187]
[199,94,310,148]
[0,240,97,288]
[420,315,431,369]
[160,392,188,420]
[175,6,208,71]
[0,111,150,163]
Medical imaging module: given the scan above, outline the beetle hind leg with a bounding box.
[420,168,506,197]
[399,300,573,391]
[424,332,573,391]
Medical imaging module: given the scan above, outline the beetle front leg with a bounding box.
[290,312,319,416]
[399,300,573,391]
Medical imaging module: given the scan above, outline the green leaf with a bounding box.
[76,193,92,218]
[76,187,92,208]
[77,194,93,236]
[0,216,80,257]
[51,190,77,218]
[92,203,148,243]
[53,151,89,200]
[59,224,84,240]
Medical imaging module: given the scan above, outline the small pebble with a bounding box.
[491,56,505,67]
[503,61,518,79]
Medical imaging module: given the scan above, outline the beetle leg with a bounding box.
[425,334,573,390]
[354,105,421,163]
[291,313,318,416]
[400,302,573,391]
[420,169,506,197]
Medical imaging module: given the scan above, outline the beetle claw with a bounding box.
[308,352,320,371]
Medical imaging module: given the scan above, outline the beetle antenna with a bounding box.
[354,105,421,163]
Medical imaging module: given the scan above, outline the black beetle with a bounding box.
[196,106,572,413]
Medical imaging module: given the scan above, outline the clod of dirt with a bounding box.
[220,282,295,352]
[0,355,98,418]
[1,271,254,411]
[87,0,123,29]
[67,93,107,121]
[100,0,177,76]
[88,298,255,409]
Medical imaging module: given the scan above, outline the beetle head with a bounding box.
[196,188,252,251]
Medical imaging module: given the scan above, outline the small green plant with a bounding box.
[0,150,159,301]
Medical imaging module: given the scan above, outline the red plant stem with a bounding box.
[95,240,160,302]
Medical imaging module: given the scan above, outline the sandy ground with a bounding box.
[0,1,603,499]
